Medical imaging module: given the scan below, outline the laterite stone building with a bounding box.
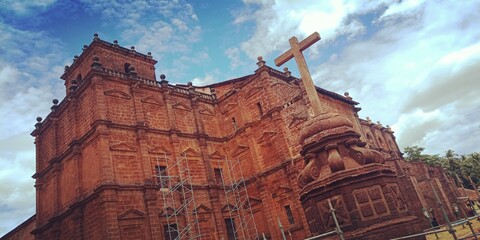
[2,34,470,240]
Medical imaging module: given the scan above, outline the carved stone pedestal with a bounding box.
[297,113,425,239]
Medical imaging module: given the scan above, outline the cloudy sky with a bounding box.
[1,0,479,236]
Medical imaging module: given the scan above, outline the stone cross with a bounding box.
[275,32,322,116]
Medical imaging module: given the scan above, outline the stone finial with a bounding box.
[93,33,99,40]
[187,81,195,94]
[386,125,393,132]
[64,65,70,72]
[51,99,59,112]
[35,117,43,129]
[366,116,371,124]
[256,56,266,68]
[147,52,152,59]
[73,55,79,62]
[113,40,118,46]
[130,46,135,51]
[377,121,383,127]
[284,67,291,77]
[91,56,102,68]
[344,92,352,100]
[82,45,88,51]
[159,74,169,86]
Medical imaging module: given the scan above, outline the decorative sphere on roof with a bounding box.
[36,117,42,122]
[283,67,289,71]
[257,56,263,61]
[187,82,193,86]
[131,46,135,50]
[160,74,166,80]
[52,99,59,105]
[113,40,118,45]
[93,33,99,38]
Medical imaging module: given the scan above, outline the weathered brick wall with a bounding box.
[399,160,458,224]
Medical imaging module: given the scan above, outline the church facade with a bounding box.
[1,34,469,240]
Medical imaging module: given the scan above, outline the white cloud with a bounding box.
[378,0,426,22]
[0,0,57,16]
[0,145,36,236]
[236,0,393,59]
[235,0,480,155]
[225,47,243,69]
[0,65,18,87]
[191,72,218,86]
[309,0,480,155]
[80,0,202,81]
[0,20,66,236]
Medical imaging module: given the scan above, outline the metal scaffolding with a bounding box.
[156,153,202,240]
[220,157,259,240]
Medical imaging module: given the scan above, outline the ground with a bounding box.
[426,205,480,240]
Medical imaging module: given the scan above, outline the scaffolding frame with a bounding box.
[156,153,202,240]
[220,157,259,240]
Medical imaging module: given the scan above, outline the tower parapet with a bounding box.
[61,33,157,95]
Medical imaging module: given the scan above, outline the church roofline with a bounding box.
[199,74,253,88]
[203,65,358,106]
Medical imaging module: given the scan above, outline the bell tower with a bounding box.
[31,33,159,239]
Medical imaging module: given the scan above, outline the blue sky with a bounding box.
[1,0,480,236]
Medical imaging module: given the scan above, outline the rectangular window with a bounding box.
[155,165,168,188]
[214,168,223,185]
[285,205,295,225]
[232,117,238,131]
[225,218,236,240]
[163,224,178,240]
[256,102,263,116]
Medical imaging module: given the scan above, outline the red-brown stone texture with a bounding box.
[3,36,466,240]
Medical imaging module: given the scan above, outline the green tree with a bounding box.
[403,145,443,166]
[403,146,479,182]
[403,146,425,161]
[403,146,480,188]
[460,152,480,187]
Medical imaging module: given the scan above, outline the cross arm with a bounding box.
[274,32,321,67]
[274,49,293,67]
[298,32,321,52]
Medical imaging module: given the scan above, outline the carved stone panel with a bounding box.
[316,195,350,229]
[353,185,390,221]
[384,183,408,212]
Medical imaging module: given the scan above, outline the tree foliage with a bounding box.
[403,146,480,188]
